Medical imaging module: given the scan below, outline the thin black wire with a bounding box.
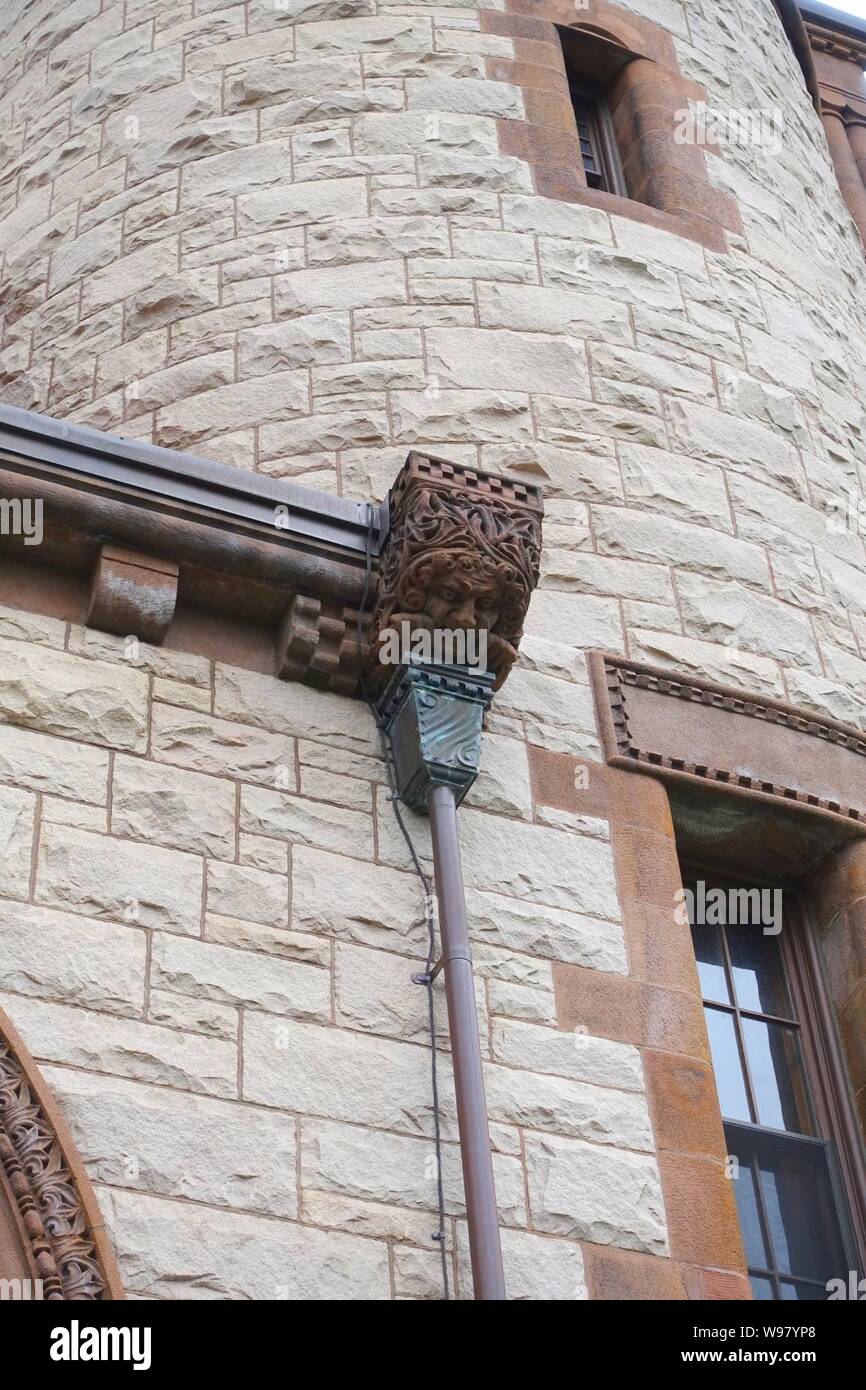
[356,503,450,1301]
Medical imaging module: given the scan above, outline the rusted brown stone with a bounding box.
[364,451,543,692]
[86,544,179,645]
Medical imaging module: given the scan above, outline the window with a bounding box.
[686,876,865,1300]
[558,31,627,197]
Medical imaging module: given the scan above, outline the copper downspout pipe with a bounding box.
[428,784,506,1300]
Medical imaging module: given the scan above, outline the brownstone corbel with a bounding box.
[274,452,544,695]
[86,544,179,646]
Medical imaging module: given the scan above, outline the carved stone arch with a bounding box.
[0,1006,123,1299]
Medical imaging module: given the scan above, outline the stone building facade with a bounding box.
[0,0,865,1301]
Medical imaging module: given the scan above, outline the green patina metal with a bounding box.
[376,660,495,814]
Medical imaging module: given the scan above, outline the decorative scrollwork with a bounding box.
[0,1021,116,1299]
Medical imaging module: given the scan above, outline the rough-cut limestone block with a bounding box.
[486,978,555,1024]
[237,312,351,376]
[100,1187,390,1300]
[468,887,627,973]
[297,764,373,813]
[42,798,107,833]
[0,900,144,1015]
[525,591,623,652]
[66,625,211,686]
[456,1225,587,1302]
[237,175,366,233]
[354,108,494,156]
[225,54,360,111]
[259,407,389,461]
[473,943,555,991]
[591,504,769,589]
[491,1015,643,1092]
[244,1013,457,1140]
[148,990,237,1040]
[666,398,804,497]
[301,1189,440,1248]
[155,369,308,448]
[205,914,330,967]
[111,755,236,860]
[464,732,532,820]
[0,783,36,899]
[0,992,236,1098]
[406,76,523,120]
[205,861,288,928]
[676,572,822,673]
[524,1132,669,1255]
[0,605,66,647]
[292,846,427,954]
[617,442,733,530]
[275,258,407,317]
[46,1067,298,1218]
[540,548,672,603]
[296,17,433,56]
[485,1062,653,1151]
[308,216,449,268]
[476,281,630,343]
[425,327,590,396]
[124,268,220,335]
[500,193,612,242]
[35,823,203,935]
[300,1117,526,1226]
[480,440,623,504]
[240,785,374,859]
[153,934,329,1022]
[0,637,148,750]
[390,385,533,445]
[150,703,296,786]
[81,239,177,316]
[214,663,378,754]
[333,941,487,1047]
[541,243,684,312]
[392,1245,445,1300]
[629,628,786,698]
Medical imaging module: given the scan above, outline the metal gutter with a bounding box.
[0,401,388,559]
[800,1,866,43]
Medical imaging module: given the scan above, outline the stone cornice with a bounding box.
[0,404,543,697]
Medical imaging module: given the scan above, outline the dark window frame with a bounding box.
[557,38,628,198]
[683,864,866,1298]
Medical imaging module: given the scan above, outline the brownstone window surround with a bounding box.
[524,653,866,1298]
[480,0,743,252]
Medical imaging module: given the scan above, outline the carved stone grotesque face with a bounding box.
[408,553,503,634]
[365,465,542,691]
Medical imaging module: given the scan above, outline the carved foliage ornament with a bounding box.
[0,1011,122,1299]
[366,452,544,690]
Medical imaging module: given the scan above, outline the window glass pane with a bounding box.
[759,1138,849,1283]
[742,1018,813,1134]
[780,1280,828,1301]
[727,919,792,1018]
[705,1007,751,1122]
[690,917,730,1004]
[750,1276,775,1300]
[730,1156,769,1269]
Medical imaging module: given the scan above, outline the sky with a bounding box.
[836,1,866,17]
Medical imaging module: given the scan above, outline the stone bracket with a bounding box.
[86,544,179,646]
[275,594,366,695]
